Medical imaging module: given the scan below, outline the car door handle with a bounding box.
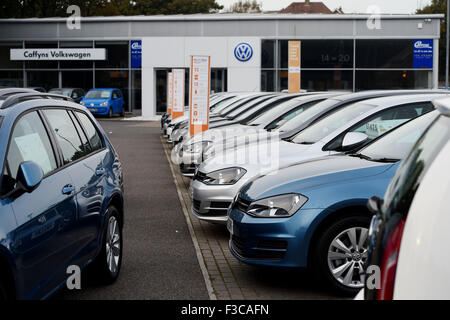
[62,184,75,195]
[95,168,106,176]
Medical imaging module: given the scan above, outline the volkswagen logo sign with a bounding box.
[234,43,253,62]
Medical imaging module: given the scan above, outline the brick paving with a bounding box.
[161,138,341,300]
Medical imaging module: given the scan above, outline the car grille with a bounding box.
[193,199,201,211]
[230,236,286,260]
[258,239,288,250]
[192,199,231,217]
[180,163,196,174]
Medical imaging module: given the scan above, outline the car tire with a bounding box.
[120,109,125,117]
[311,215,371,296]
[90,206,123,285]
[108,108,113,118]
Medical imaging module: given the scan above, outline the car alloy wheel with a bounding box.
[327,227,369,289]
[106,216,121,275]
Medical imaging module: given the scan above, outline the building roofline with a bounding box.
[0,13,444,23]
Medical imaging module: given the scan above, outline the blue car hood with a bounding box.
[241,155,397,201]
[82,98,108,105]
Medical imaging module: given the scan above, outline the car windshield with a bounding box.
[381,113,450,217]
[244,98,302,126]
[265,100,324,130]
[290,102,374,144]
[85,90,111,99]
[217,97,250,116]
[225,96,272,119]
[210,96,234,111]
[49,88,72,97]
[355,111,439,162]
[276,98,341,133]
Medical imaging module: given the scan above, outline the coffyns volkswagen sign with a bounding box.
[10,48,106,60]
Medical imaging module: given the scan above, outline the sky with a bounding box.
[217,0,434,14]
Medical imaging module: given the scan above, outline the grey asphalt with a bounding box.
[55,120,209,300]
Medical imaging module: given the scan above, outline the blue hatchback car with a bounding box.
[81,88,125,117]
[227,110,438,295]
[0,89,124,300]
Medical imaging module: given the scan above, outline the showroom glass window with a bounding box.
[261,40,354,92]
[355,39,432,90]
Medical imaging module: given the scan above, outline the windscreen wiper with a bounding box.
[348,153,372,160]
[370,158,400,163]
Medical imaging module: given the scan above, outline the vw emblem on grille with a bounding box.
[234,43,253,62]
[90,103,94,107]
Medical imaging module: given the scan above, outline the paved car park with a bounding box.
[161,138,340,300]
[56,119,338,300]
[56,120,208,300]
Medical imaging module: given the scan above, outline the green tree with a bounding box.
[227,0,262,13]
[0,0,223,18]
[417,0,447,83]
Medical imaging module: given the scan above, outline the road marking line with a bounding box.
[161,137,217,300]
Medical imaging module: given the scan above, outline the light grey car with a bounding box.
[190,93,447,224]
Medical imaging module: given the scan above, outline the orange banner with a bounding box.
[167,72,173,115]
[189,56,211,136]
[172,69,185,120]
[288,41,301,93]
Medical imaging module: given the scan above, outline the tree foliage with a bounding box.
[0,0,224,18]
[226,0,262,13]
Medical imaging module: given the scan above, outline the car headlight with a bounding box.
[80,101,85,106]
[203,167,246,185]
[184,141,211,154]
[100,101,109,106]
[247,194,308,218]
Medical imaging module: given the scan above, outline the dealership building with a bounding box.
[0,13,443,118]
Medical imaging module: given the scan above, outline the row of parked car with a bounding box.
[162,90,450,299]
[0,88,125,299]
[19,87,126,117]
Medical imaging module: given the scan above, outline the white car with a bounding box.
[164,92,255,138]
[170,93,271,144]
[190,94,445,224]
[174,93,324,173]
[364,96,450,300]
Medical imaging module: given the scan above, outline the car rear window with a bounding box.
[76,112,103,151]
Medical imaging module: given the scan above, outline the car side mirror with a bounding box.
[16,161,44,193]
[367,196,383,215]
[341,132,369,151]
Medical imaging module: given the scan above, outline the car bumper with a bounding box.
[162,123,169,136]
[87,107,109,115]
[178,150,202,176]
[189,178,241,223]
[228,206,324,268]
[166,127,174,141]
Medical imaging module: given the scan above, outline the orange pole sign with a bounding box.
[189,56,211,137]
[288,41,301,93]
[172,69,185,120]
[167,72,173,115]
